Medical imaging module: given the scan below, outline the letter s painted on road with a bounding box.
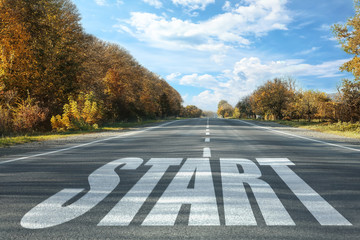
[21,158,143,229]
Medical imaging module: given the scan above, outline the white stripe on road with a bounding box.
[257,158,352,226]
[205,138,210,143]
[203,148,211,157]
[239,120,360,153]
[206,132,210,136]
[98,158,182,226]
[0,121,178,165]
[142,158,219,226]
[220,158,295,226]
[21,157,143,229]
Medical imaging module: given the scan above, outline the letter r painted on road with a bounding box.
[220,158,295,226]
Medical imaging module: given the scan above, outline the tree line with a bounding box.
[217,77,360,123]
[0,0,200,134]
[228,77,360,123]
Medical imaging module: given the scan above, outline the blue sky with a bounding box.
[72,0,355,111]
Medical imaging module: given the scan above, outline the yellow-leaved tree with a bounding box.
[333,0,360,80]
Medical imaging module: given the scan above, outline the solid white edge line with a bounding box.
[238,120,360,153]
[0,120,178,165]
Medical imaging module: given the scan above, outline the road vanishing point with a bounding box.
[1,118,359,239]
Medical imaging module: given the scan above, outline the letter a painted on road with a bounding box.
[142,158,220,226]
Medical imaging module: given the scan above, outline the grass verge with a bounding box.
[273,120,360,139]
[0,119,177,147]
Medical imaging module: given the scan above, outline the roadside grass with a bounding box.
[0,118,180,148]
[273,120,360,139]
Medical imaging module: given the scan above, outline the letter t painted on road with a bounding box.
[256,158,352,226]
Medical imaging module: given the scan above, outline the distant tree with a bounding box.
[202,111,216,118]
[250,78,295,120]
[236,96,254,119]
[181,105,202,118]
[298,90,320,122]
[217,100,233,118]
[232,107,241,118]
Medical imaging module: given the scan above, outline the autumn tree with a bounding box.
[236,96,254,119]
[181,105,202,118]
[337,79,360,122]
[298,90,320,122]
[1,0,184,134]
[232,107,241,118]
[333,0,360,80]
[333,1,360,123]
[1,0,86,115]
[217,100,234,118]
[250,78,295,120]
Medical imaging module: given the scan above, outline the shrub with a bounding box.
[0,106,12,135]
[51,92,103,131]
[12,97,48,133]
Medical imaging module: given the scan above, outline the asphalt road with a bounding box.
[1,118,359,239]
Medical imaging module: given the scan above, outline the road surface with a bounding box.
[1,118,359,239]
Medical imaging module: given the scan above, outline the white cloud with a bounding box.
[179,73,218,88]
[166,72,181,81]
[94,0,107,6]
[297,47,320,55]
[222,1,232,11]
[192,90,222,110]
[176,57,350,111]
[211,53,226,64]
[116,0,291,51]
[172,0,215,11]
[143,0,163,9]
[95,0,124,7]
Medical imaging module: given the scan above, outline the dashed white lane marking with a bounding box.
[205,138,210,143]
[206,132,210,136]
[0,121,178,165]
[203,148,211,157]
[239,120,360,153]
